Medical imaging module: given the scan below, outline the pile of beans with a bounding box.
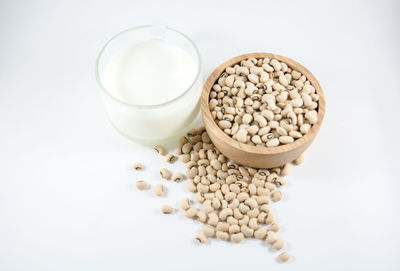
[133,126,304,263]
[209,57,319,147]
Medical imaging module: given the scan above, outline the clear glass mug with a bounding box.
[95,25,202,144]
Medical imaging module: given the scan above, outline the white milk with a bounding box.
[100,39,201,143]
[103,40,197,106]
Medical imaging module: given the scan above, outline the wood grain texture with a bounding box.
[201,52,326,168]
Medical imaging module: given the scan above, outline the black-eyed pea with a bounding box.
[153,184,164,197]
[221,199,228,209]
[269,223,280,232]
[249,218,258,230]
[208,212,219,227]
[274,177,286,187]
[186,167,199,179]
[225,192,236,202]
[196,233,208,244]
[227,216,239,225]
[180,197,190,211]
[239,215,249,226]
[197,211,207,223]
[300,123,311,134]
[272,190,282,202]
[228,198,240,209]
[225,175,237,184]
[248,184,257,195]
[212,198,221,210]
[154,145,166,155]
[254,227,268,239]
[257,196,270,205]
[186,180,197,193]
[228,224,241,234]
[184,206,198,218]
[216,222,230,232]
[219,208,233,221]
[265,182,276,192]
[135,180,148,190]
[266,138,280,147]
[260,204,270,212]
[181,142,193,154]
[209,182,220,192]
[133,162,143,170]
[281,163,290,176]
[245,198,258,209]
[202,200,213,213]
[265,213,275,225]
[241,225,254,237]
[279,136,294,144]
[203,193,214,200]
[305,110,318,124]
[202,225,215,237]
[265,231,278,245]
[272,238,285,250]
[252,178,264,187]
[293,153,305,165]
[247,208,260,218]
[258,212,267,223]
[179,154,190,163]
[165,153,177,163]
[216,230,229,241]
[232,208,243,220]
[237,192,249,202]
[239,203,250,214]
[171,172,184,182]
[197,183,209,194]
[198,165,207,176]
[257,187,270,196]
[161,204,174,214]
[229,184,240,194]
[278,252,290,263]
[231,232,244,243]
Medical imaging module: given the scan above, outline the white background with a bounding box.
[0,0,399,270]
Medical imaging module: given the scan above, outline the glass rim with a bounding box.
[95,25,202,109]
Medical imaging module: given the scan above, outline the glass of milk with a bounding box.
[95,25,202,144]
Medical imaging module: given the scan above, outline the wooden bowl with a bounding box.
[201,52,326,168]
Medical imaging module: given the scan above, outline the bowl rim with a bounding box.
[200,52,326,155]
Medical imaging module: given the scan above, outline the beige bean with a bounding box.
[236,129,248,143]
[133,162,143,170]
[208,213,219,226]
[279,136,294,144]
[202,225,215,237]
[219,208,233,220]
[161,204,174,214]
[272,238,285,250]
[184,206,198,218]
[269,223,280,232]
[249,218,258,230]
[154,145,166,155]
[180,197,190,211]
[186,180,197,192]
[160,168,172,180]
[241,225,254,237]
[278,252,290,263]
[292,154,305,165]
[171,172,184,182]
[265,231,278,245]
[216,222,230,232]
[165,153,177,163]
[196,233,208,244]
[179,154,190,163]
[231,232,244,243]
[153,184,164,197]
[216,230,229,241]
[254,227,268,239]
[271,190,282,202]
[135,180,148,190]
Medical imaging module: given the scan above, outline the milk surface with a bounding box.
[103,40,197,106]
